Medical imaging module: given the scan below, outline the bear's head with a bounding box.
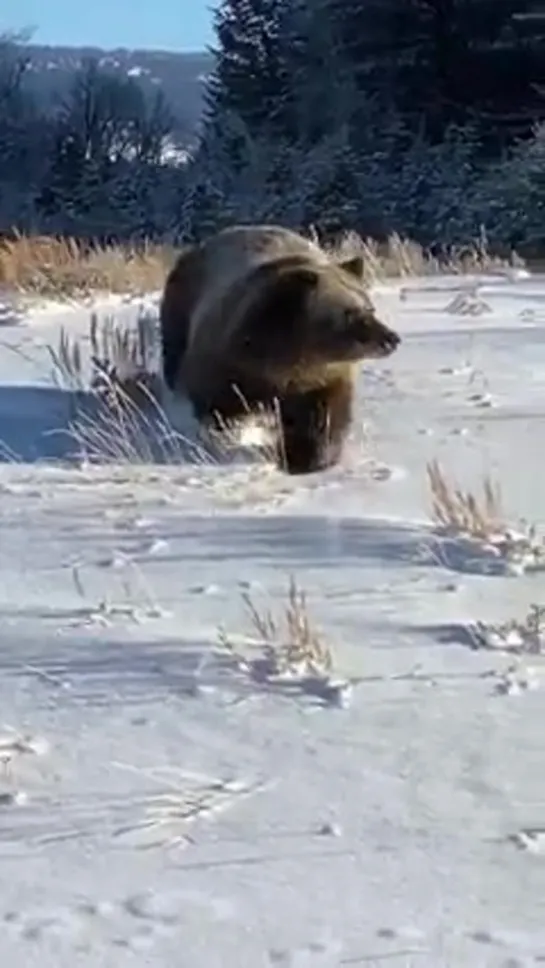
[239,253,401,369]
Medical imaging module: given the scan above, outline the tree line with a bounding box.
[2,1,545,251]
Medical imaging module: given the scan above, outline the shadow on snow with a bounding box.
[0,382,260,467]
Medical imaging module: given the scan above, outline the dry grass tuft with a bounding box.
[47,310,274,468]
[218,576,352,705]
[204,392,281,465]
[0,232,174,299]
[426,459,545,572]
[241,575,334,678]
[49,309,163,405]
[86,310,162,408]
[472,604,545,656]
[427,458,504,540]
[47,310,207,465]
[355,234,438,283]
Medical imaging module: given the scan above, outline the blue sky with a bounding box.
[5,0,215,51]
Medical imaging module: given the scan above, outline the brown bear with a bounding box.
[160,224,401,474]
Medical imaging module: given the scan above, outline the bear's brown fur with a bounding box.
[160,224,401,474]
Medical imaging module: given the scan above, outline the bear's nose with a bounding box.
[380,328,401,353]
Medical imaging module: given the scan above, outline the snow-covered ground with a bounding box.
[0,271,544,967]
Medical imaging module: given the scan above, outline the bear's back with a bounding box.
[199,224,328,279]
[188,225,330,340]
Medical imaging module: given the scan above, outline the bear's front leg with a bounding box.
[188,373,272,434]
[276,378,353,475]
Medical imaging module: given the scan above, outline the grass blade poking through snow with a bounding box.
[471,603,545,656]
[427,458,504,540]
[218,576,353,706]
[47,309,279,469]
[47,310,217,466]
[426,459,545,574]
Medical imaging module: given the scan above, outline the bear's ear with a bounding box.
[338,254,365,279]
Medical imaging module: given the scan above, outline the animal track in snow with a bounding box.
[0,732,49,761]
[268,937,343,965]
[2,886,235,952]
[0,731,49,785]
[509,827,545,855]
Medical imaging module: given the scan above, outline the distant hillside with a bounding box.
[23,44,214,142]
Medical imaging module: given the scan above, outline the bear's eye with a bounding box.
[344,308,364,329]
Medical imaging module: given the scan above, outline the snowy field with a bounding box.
[0,270,545,967]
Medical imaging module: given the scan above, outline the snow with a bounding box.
[0,271,545,966]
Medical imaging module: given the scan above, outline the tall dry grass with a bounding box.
[0,233,176,299]
[47,310,273,468]
[427,458,505,540]
[327,229,522,285]
[426,458,545,573]
[0,229,522,301]
[217,575,352,706]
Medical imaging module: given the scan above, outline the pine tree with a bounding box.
[281,0,359,145]
[326,0,545,145]
[204,0,295,140]
[0,31,45,228]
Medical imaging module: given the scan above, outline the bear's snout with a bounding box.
[355,316,401,359]
[375,324,401,356]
